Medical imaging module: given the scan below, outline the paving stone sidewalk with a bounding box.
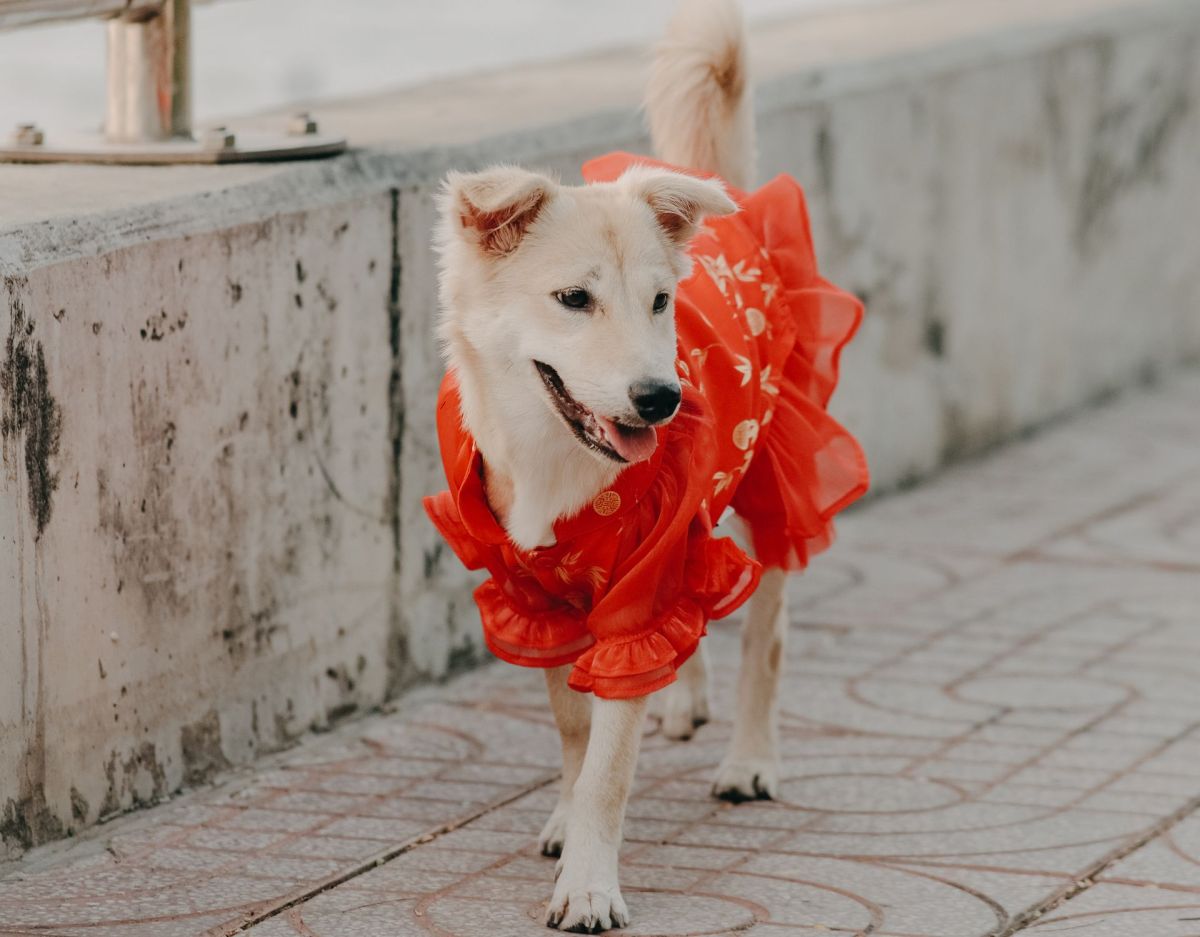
[3,371,1200,937]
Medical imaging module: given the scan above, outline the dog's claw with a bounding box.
[545,889,629,932]
[713,756,780,802]
[546,846,629,933]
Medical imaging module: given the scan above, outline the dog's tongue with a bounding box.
[598,417,658,463]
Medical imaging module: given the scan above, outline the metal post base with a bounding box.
[0,122,347,165]
[1,1,348,167]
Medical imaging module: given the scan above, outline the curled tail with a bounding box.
[645,0,755,189]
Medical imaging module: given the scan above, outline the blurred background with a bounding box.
[0,0,897,131]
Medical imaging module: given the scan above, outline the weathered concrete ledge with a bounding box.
[2,0,1199,856]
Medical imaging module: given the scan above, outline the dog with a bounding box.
[425,0,868,929]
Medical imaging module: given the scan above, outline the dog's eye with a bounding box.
[555,288,592,311]
[652,292,670,313]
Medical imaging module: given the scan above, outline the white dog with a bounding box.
[426,0,868,930]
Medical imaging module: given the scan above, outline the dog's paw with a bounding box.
[538,802,571,858]
[712,755,779,802]
[545,883,629,933]
[659,679,710,741]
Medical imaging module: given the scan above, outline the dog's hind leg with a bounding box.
[540,665,592,858]
[713,566,786,801]
[658,643,711,740]
[546,694,647,932]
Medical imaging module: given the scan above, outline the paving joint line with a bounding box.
[992,789,1200,936]
[219,769,560,936]
[1006,466,1195,563]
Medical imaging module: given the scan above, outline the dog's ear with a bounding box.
[444,167,556,257]
[623,168,738,249]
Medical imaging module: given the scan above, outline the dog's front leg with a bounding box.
[546,693,647,932]
[540,665,591,857]
[714,566,786,801]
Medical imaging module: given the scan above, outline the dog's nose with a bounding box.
[629,380,682,424]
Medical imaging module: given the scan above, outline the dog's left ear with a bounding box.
[444,167,556,258]
[623,168,738,249]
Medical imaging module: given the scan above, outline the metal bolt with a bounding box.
[14,123,44,146]
[288,112,319,136]
[202,126,236,151]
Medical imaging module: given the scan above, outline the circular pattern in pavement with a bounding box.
[953,674,1131,710]
[779,773,963,814]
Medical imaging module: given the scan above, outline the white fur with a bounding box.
[538,665,590,858]
[658,642,711,740]
[545,674,646,932]
[713,567,787,800]
[433,1,791,930]
[646,0,756,188]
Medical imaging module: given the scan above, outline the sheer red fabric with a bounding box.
[424,152,869,698]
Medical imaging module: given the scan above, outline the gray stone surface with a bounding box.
[1,197,398,858]
[0,370,1197,935]
[3,0,1200,855]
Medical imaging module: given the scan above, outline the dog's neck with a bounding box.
[450,339,621,551]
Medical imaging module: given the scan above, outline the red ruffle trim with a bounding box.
[568,536,760,699]
[474,579,595,669]
[729,177,870,569]
[424,489,489,570]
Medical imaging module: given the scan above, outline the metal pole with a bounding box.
[104,16,126,138]
[167,0,192,138]
[104,0,192,143]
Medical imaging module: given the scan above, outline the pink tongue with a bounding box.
[598,417,658,463]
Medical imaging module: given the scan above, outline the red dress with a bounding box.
[424,152,869,699]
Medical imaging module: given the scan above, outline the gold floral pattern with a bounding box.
[552,550,607,593]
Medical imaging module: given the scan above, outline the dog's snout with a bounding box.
[630,380,682,424]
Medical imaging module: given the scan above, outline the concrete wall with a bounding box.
[1,200,400,851]
[2,0,1199,856]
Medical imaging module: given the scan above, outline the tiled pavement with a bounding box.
[2,371,1200,937]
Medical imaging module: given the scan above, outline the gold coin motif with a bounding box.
[732,418,760,451]
[593,490,621,516]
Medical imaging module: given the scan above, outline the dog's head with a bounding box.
[436,165,737,465]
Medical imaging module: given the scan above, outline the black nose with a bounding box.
[629,380,682,424]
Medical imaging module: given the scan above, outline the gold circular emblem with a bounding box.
[729,417,758,451]
[732,418,760,451]
[593,490,621,516]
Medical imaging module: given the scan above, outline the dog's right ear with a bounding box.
[443,168,556,258]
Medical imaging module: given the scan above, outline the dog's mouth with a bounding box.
[533,361,659,464]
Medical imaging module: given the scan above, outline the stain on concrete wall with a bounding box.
[1,285,62,538]
[179,711,230,788]
[1073,36,1194,250]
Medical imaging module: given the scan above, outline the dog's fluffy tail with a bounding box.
[646,0,755,189]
